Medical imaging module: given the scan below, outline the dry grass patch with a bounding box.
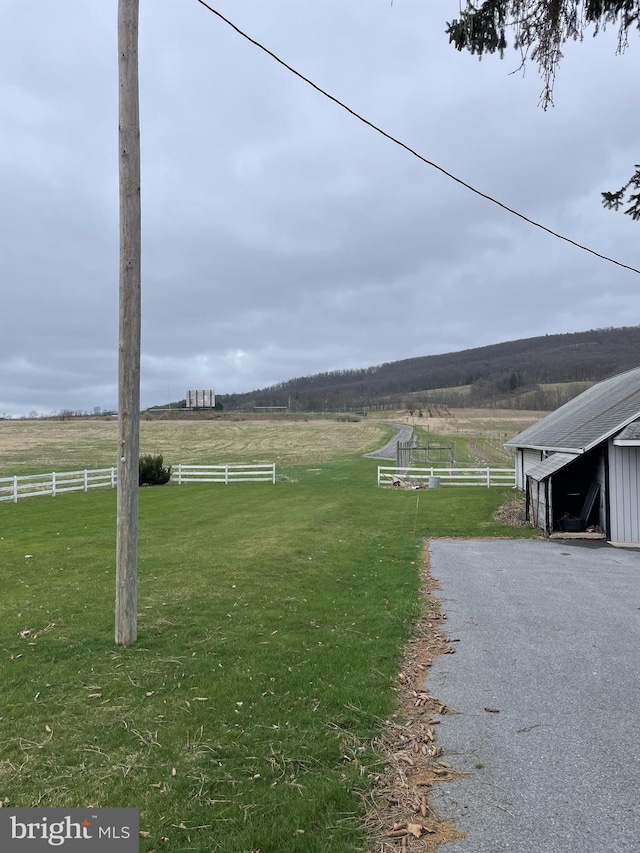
[492,496,531,528]
[386,408,545,439]
[0,418,393,474]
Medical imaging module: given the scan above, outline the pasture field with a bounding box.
[0,409,544,478]
[0,418,393,476]
[0,418,537,850]
[413,427,515,468]
[408,409,543,468]
[390,407,544,439]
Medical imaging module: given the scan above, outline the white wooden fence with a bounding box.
[378,466,515,488]
[175,464,276,484]
[0,463,276,503]
[0,468,117,502]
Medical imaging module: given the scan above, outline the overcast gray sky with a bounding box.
[1,0,638,415]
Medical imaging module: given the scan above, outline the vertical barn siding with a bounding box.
[528,478,548,533]
[608,443,640,545]
[517,448,544,490]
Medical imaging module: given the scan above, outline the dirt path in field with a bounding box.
[362,547,465,852]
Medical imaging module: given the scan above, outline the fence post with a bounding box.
[272,463,276,484]
[52,472,56,497]
[84,470,89,492]
[13,475,18,503]
[177,464,182,485]
[378,466,381,487]
[111,467,116,488]
[487,467,490,488]
[225,464,229,485]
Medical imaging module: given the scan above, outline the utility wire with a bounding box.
[194,0,640,277]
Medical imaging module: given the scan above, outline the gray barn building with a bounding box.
[506,366,640,547]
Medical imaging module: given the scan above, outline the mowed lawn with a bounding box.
[0,422,535,852]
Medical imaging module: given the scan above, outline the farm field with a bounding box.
[0,417,538,851]
[413,427,516,468]
[0,409,544,478]
[0,418,394,476]
[391,408,544,467]
[388,407,545,439]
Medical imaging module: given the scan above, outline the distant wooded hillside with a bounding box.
[212,326,640,413]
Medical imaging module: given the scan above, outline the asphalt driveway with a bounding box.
[427,538,640,853]
[363,423,414,460]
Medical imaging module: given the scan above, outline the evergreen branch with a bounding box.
[602,166,640,220]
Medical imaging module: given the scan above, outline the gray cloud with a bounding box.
[1,0,639,415]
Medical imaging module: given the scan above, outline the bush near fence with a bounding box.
[139,454,172,486]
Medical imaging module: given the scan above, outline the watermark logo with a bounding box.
[0,809,138,851]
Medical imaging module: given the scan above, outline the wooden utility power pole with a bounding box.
[115,0,141,645]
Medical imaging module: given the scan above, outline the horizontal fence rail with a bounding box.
[378,466,515,488]
[176,464,276,485]
[0,463,276,503]
[0,468,117,503]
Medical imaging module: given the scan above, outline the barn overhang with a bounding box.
[505,442,585,453]
[526,452,580,482]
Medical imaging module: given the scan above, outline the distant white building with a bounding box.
[186,390,215,409]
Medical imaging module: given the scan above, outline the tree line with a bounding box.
[217,326,640,412]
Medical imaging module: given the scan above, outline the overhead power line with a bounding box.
[194,0,640,277]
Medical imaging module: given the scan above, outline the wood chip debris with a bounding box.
[361,547,466,851]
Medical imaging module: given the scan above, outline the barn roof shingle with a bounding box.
[505,365,640,453]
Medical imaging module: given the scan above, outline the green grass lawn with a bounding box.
[0,458,534,852]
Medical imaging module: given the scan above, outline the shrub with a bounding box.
[139,454,172,486]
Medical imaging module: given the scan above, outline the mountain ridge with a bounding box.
[215,325,640,412]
